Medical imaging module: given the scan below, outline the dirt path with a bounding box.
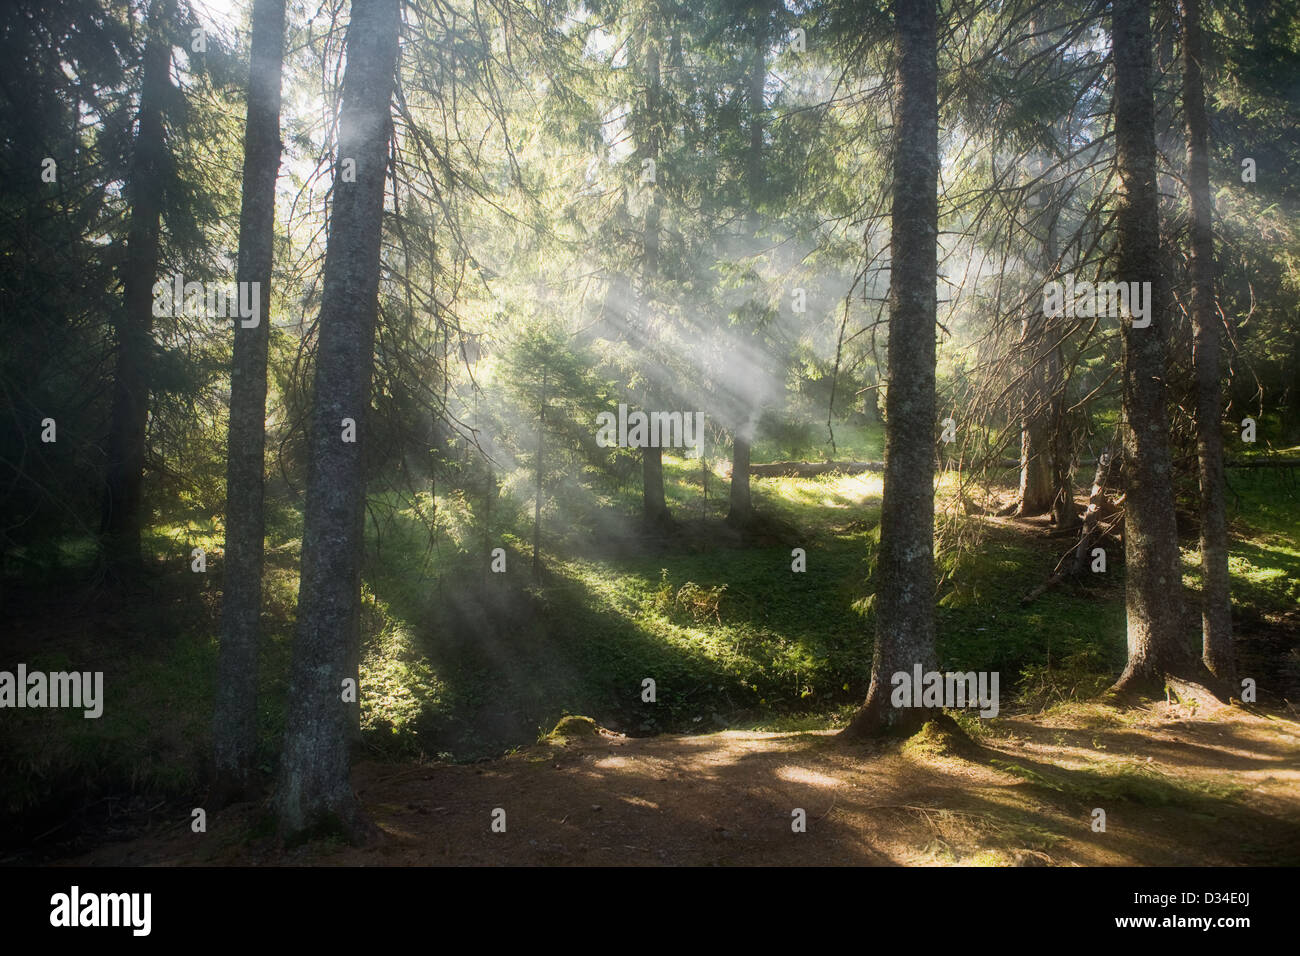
[66,702,1300,867]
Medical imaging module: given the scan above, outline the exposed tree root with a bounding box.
[839,693,932,741]
[839,703,976,752]
[1107,663,1230,712]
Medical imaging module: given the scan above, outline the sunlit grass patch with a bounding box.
[992,757,1244,807]
[146,516,225,567]
[754,471,882,533]
[8,459,1297,855]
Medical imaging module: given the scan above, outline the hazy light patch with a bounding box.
[191,0,242,44]
[775,765,840,789]
[621,795,660,810]
[584,24,618,60]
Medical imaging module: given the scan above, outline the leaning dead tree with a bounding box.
[1020,443,1125,604]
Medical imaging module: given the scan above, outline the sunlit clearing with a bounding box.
[775,765,841,789]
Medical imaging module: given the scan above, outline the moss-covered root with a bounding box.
[900,713,981,759]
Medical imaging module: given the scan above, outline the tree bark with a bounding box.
[727,5,767,529]
[1015,312,1055,516]
[1070,450,1123,576]
[1110,0,1213,699]
[643,444,670,523]
[212,0,286,802]
[1016,317,1073,525]
[1015,27,1065,520]
[275,0,399,839]
[1181,0,1234,687]
[1049,361,1079,529]
[727,430,753,525]
[843,0,939,738]
[640,18,671,527]
[100,0,172,574]
[533,366,545,581]
[1043,213,1077,531]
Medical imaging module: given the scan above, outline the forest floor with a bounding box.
[66,701,1300,866]
[8,454,1299,866]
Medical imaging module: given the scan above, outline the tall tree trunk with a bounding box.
[1015,293,1070,524]
[275,0,399,839]
[727,429,752,525]
[100,0,172,574]
[1043,201,1078,530]
[533,366,545,581]
[212,0,286,802]
[1013,34,1055,519]
[727,5,767,529]
[1181,0,1234,686]
[1048,341,1079,529]
[843,0,938,738]
[643,445,669,522]
[1017,24,1074,523]
[641,17,671,527]
[1015,313,1055,516]
[1111,0,1215,700]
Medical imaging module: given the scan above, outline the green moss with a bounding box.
[547,715,601,740]
[902,719,975,759]
[6,460,1296,850]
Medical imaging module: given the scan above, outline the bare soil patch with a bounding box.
[66,703,1300,866]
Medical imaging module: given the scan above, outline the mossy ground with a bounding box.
[2,450,1297,863]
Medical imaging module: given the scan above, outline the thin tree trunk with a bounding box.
[843,0,938,738]
[275,0,399,839]
[641,17,671,527]
[727,6,767,529]
[482,468,495,585]
[533,366,545,581]
[1110,0,1216,700]
[1048,374,1079,526]
[1181,0,1234,686]
[1016,312,1055,516]
[1070,450,1122,576]
[643,445,669,522]
[101,0,172,574]
[1044,211,1078,530]
[212,0,286,802]
[1015,20,1078,528]
[1015,29,1058,519]
[1049,346,1079,528]
[727,431,752,525]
